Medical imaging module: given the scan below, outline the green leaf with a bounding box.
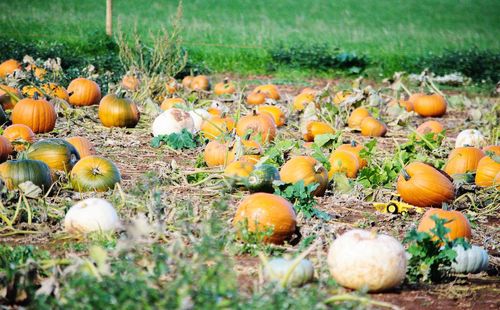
[150,129,198,150]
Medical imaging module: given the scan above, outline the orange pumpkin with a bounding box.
[0,136,13,163]
[280,156,329,196]
[67,78,101,106]
[246,91,266,105]
[200,116,235,140]
[417,208,471,242]
[233,193,296,244]
[336,141,367,168]
[360,116,387,137]
[65,136,97,158]
[408,93,425,106]
[397,162,455,207]
[11,96,57,133]
[224,160,255,178]
[0,59,21,78]
[328,150,360,179]
[333,90,352,105]
[207,107,223,117]
[443,147,485,176]
[121,75,140,91]
[214,78,236,95]
[399,100,413,112]
[303,121,335,142]
[416,120,444,140]
[293,93,314,111]
[254,84,280,100]
[236,111,277,143]
[0,85,21,110]
[475,155,500,187]
[203,140,235,167]
[2,124,36,151]
[257,105,286,127]
[413,94,447,117]
[182,76,193,89]
[98,94,140,128]
[347,107,370,130]
[482,145,500,156]
[191,75,210,91]
[160,97,185,111]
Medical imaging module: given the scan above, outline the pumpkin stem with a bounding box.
[350,140,357,147]
[33,92,39,100]
[92,167,102,176]
[223,77,229,84]
[401,168,411,181]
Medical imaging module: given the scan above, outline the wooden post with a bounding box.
[106,0,112,36]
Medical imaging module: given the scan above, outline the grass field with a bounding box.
[1,0,499,74]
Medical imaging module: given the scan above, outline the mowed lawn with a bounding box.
[1,0,499,73]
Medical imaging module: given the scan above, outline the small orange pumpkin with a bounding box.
[360,116,387,137]
[233,193,296,244]
[203,140,235,167]
[256,105,286,127]
[254,84,280,100]
[121,75,140,91]
[236,111,277,143]
[65,136,97,158]
[482,145,500,156]
[191,75,210,91]
[328,149,360,179]
[333,90,352,105]
[293,93,315,111]
[397,162,455,207]
[303,121,335,142]
[417,208,471,242]
[214,78,236,95]
[0,85,21,110]
[336,141,367,168]
[475,155,500,187]
[200,116,235,140]
[246,91,266,105]
[0,136,13,163]
[347,107,370,130]
[413,94,447,117]
[280,156,329,196]
[182,76,193,89]
[416,120,444,140]
[67,78,101,106]
[2,124,36,151]
[160,97,185,111]
[98,94,140,128]
[11,95,57,133]
[0,59,21,78]
[443,147,485,176]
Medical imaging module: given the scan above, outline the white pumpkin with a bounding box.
[455,129,486,148]
[188,108,211,133]
[263,257,314,287]
[327,229,407,292]
[64,198,120,234]
[452,245,488,274]
[151,108,195,137]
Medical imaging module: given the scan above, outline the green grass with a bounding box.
[1,0,499,74]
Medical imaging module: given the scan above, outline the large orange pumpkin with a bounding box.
[280,156,329,196]
[328,150,360,179]
[413,94,447,117]
[236,111,277,143]
[347,107,370,130]
[397,162,455,207]
[303,121,335,142]
[417,208,471,241]
[408,93,425,107]
[0,85,21,110]
[98,94,140,128]
[2,124,36,151]
[475,155,500,187]
[0,59,21,78]
[233,193,296,244]
[254,84,280,100]
[67,78,101,106]
[336,141,367,168]
[256,105,285,127]
[360,116,387,137]
[65,136,97,158]
[203,140,235,167]
[293,93,314,111]
[416,120,444,140]
[443,147,485,176]
[0,136,13,163]
[200,116,235,140]
[214,78,236,95]
[26,139,80,172]
[11,96,57,133]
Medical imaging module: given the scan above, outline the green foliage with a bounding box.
[404,215,470,283]
[234,218,277,256]
[261,139,300,167]
[269,42,367,73]
[151,129,199,150]
[274,180,330,220]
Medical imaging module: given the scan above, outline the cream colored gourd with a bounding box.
[263,258,314,287]
[188,108,211,133]
[64,198,120,234]
[455,129,486,148]
[327,229,407,292]
[152,108,195,137]
[451,245,488,274]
